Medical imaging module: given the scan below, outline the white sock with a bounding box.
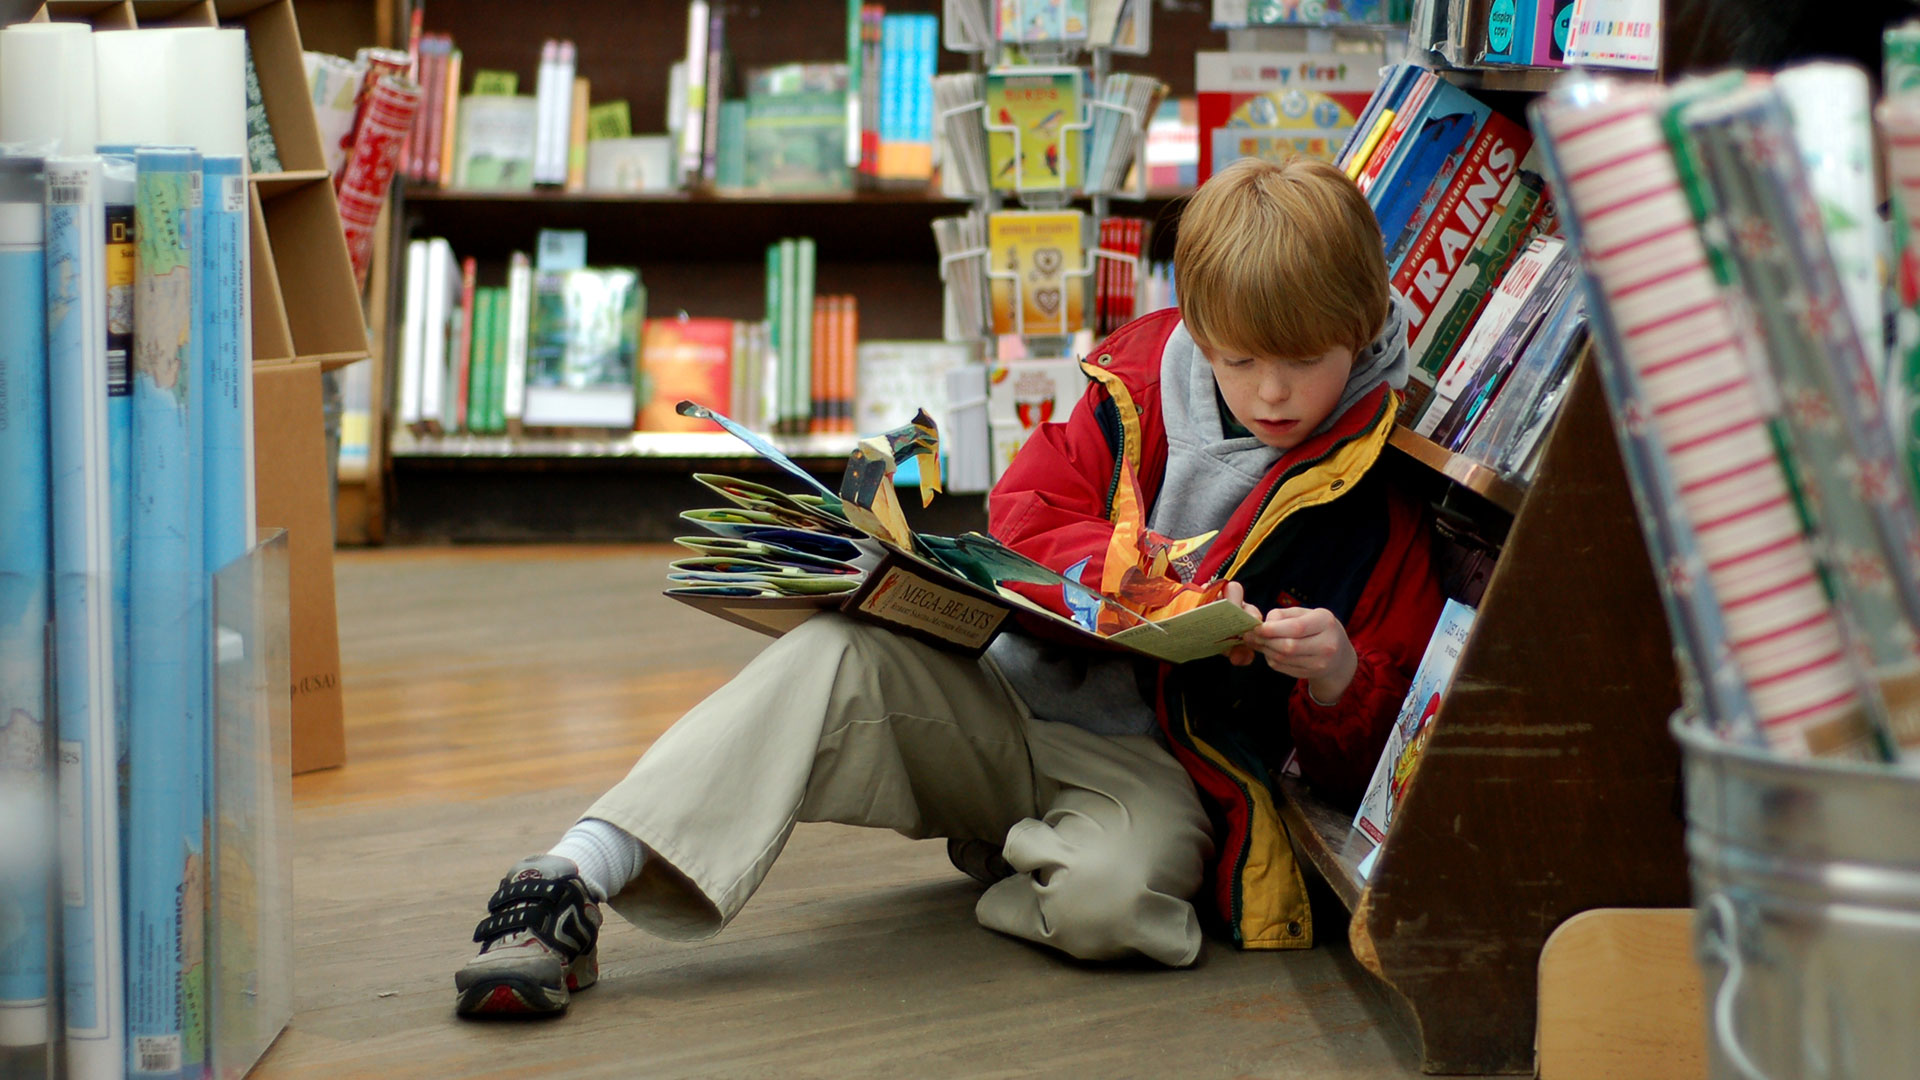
[549,818,648,902]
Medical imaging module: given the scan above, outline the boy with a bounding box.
[454,157,1445,1016]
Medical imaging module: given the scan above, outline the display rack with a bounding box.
[1288,350,1691,1075]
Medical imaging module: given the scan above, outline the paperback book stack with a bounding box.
[1531,64,1920,766]
[1,20,281,1080]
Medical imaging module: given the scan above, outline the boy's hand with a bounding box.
[1237,605,1359,705]
[1223,582,1264,668]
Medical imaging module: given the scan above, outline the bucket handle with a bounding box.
[1698,892,1771,1080]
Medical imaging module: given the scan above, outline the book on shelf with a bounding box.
[1457,290,1586,480]
[1195,52,1380,180]
[1094,216,1148,336]
[586,135,677,193]
[1423,238,1578,449]
[988,209,1086,337]
[877,13,937,182]
[986,66,1084,194]
[1144,97,1199,190]
[745,87,853,194]
[532,39,578,186]
[454,94,538,189]
[523,267,646,429]
[640,316,736,432]
[1478,0,1534,64]
[1562,0,1660,71]
[997,0,1091,43]
[859,4,885,177]
[567,77,591,190]
[679,1,711,183]
[1353,598,1477,876]
[700,8,729,184]
[1414,235,1573,440]
[451,255,478,432]
[857,340,979,451]
[666,402,1264,664]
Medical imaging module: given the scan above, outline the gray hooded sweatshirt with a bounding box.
[985,299,1412,737]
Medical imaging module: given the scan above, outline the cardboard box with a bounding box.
[254,361,346,773]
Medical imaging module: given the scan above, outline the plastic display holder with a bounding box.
[1085,94,1151,200]
[937,97,991,199]
[939,243,992,341]
[208,528,294,1080]
[985,247,1096,338]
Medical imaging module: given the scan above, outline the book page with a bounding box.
[1106,598,1259,663]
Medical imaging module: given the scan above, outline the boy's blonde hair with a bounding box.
[1174,156,1390,359]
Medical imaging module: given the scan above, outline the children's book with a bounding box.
[745,90,853,193]
[1195,52,1380,179]
[1353,598,1476,868]
[988,210,1085,336]
[997,0,1091,42]
[1536,0,1577,66]
[1366,79,1493,259]
[986,66,1084,194]
[454,95,538,190]
[640,316,735,431]
[666,402,1262,662]
[523,267,644,428]
[1479,0,1537,65]
[1386,110,1532,285]
[1415,235,1570,438]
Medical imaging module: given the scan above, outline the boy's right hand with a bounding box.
[1223,581,1263,667]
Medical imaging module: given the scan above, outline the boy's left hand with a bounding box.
[1229,603,1359,706]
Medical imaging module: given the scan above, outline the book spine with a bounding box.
[400,239,428,425]
[861,6,883,177]
[126,148,208,1080]
[422,40,447,186]
[1413,172,1549,378]
[336,75,422,289]
[567,76,590,192]
[1357,75,1434,196]
[0,154,51,1056]
[913,15,936,162]
[504,252,531,431]
[1390,115,1529,317]
[701,13,725,183]
[846,0,863,168]
[198,155,253,577]
[534,40,556,184]
[454,256,478,432]
[879,14,902,177]
[44,158,126,1071]
[468,287,494,432]
[765,241,783,430]
[680,1,710,183]
[794,237,816,432]
[811,296,829,433]
[440,48,464,187]
[1415,236,1561,437]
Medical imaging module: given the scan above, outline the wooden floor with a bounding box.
[254,545,1427,1080]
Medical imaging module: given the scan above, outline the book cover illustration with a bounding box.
[523,268,643,428]
[997,0,1090,42]
[1353,598,1476,867]
[640,316,734,432]
[986,67,1084,193]
[745,90,853,193]
[988,210,1086,336]
[1195,52,1379,178]
[454,95,538,189]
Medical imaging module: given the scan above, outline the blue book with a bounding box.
[99,152,136,859]
[1335,62,1419,170]
[0,151,52,1055]
[200,155,252,578]
[880,15,904,146]
[1480,0,1537,65]
[1368,81,1491,264]
[45,155,128,1078]
[126,147,208,1080]
[911,14,937,145]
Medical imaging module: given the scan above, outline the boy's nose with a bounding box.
[1260,373,1290,403]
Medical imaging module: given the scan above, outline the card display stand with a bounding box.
[1284,351,1694,1075]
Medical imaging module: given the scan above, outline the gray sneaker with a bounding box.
[946,837,1015,886]
[455,855,603,1017]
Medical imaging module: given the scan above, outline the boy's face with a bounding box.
[1199,341,1356,450]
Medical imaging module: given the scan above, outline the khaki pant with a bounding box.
[583,613,1214,967]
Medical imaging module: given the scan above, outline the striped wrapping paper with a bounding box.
[334,74,420,290]
[1676,84,1920,760]
[1531,77,1877,759]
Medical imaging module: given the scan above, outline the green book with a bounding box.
[717,100,749,190]
[744,91,853,194]
[765,241,783,430]
[779,238,800,432]
[469,288,497,433]
[490,283,514,432]
[794,237,816,431]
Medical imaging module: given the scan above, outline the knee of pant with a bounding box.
[1031,846,1166,962]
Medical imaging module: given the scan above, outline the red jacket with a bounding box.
[988,309,1445,950]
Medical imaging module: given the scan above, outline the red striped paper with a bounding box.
[335,74,421,290]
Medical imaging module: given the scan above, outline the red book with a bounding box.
[811,298,829,433]
[453,256,478,431]
[1390,113,1532,334]
[843,296,861,432]
[420,35,451,186]
[640,317,735,431]
[335,74,421,289]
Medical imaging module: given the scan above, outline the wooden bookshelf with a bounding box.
[390,429,860,460]
[1385,426,1527,515]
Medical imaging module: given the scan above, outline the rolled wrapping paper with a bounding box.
[93,28,247,158]
[304,51,365,176]
[1881,97,1920,520]
[1774,64,1883,386]
[339,47,410,187]
[334,74,420,288]
[1531,77,1877,759]
[167,28,247,159]
[94,30,180,147]
[1888,20,1920,96]
[0,23,99,153]
[1675,83,1920,761]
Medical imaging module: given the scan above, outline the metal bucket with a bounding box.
[1674,714,1920,1080]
